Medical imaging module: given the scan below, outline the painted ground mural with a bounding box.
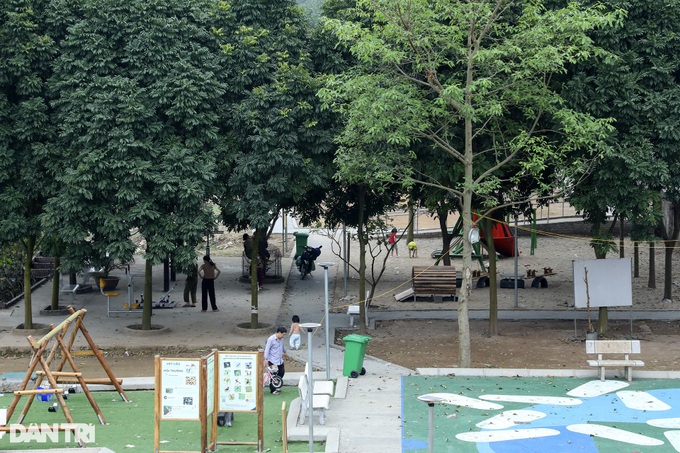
[403,376,680,452]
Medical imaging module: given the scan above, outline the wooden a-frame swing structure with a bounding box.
[1,306,128,447]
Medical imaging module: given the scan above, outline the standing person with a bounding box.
[243,233,254,258]
[389,228,398,256]
[264,326,287,394]
[244,233,263,289]
[289,315,303,350]
[258,234,270,263]
[198,255,221,312]
[182,261,198,307]
[257,232,269,290]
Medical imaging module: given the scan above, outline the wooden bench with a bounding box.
[586,340,644,382]
[412,266,456,299]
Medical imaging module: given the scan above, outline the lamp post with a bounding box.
[417,394,445,453]
[318,262,334,380]
[300,322,321,453]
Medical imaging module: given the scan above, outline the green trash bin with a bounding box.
[342,334,372,378]
[293,231,309,258]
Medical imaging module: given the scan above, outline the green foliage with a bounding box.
[213,0,335,231]
[0,0,60,326]
[562,0,680,254]
[43,0,225,275]
[321,0,620,208]
[0,0,57,245]
[321,0,622,364]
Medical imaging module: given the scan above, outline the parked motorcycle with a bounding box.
[295,245,322,280]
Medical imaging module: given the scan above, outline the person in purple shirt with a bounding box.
[264,326,287,394]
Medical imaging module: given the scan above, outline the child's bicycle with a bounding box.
[263,364,283,390]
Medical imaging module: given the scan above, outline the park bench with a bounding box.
[411,266,457,299]
[347,291,371,327]
[297,375,330,425]
[304,362,335,397]
[586,339,644,382]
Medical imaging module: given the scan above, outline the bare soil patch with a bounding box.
[343,319,680,371]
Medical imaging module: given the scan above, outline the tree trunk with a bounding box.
[437,211,453,266]
[407,201,415,243]
[597,306,608,336]
[592,224,608,335]
[659,201,680,301]
[358,186,367,335]
[22,235,36,329]
[142,259,153,330]
[457,109,473,367]
[483,217,498,336]
[51,256,61,310]
[648,241,656,289]
[663,240,676,301]
[251,230,261,328]
[633,242,639,278]
[619,217,625,258]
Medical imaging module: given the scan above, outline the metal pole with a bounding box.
[283,209,288,256]
[301,323,320,453]
[427,402,435,453]
[307,327,314,453]
[514,214,519,308]
[342,224,348,298]
[319,263,334,381]
[417,394,443,453]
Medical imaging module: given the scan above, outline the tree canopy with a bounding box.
[321,0,621,366]
[42,0,226,328]
[0,0,58,327]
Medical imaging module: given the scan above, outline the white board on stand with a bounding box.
[573,258,632,308]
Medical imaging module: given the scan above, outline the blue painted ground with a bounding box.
[402,376,680,453]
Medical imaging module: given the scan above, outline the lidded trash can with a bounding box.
[293,231,309,258]
[342,334,372,378]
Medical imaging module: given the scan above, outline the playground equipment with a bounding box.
[478,218,516,257]
[431,216,516,269]
[1,307,128,447]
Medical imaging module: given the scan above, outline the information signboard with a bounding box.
[217,352,259,412]
[159,358,201,420]
[573,258,633,308]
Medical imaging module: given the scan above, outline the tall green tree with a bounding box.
[43,0,225,329]
[321,0,619,366]
[563,0,680,319]
[0,0,57,329]
[212,0,335,328]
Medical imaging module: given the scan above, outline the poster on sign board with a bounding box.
[218,352,259,412]
[159,358,201,420]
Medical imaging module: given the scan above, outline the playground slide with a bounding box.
[480,222,516,257]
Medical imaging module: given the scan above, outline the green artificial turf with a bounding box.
[0,388,324,452]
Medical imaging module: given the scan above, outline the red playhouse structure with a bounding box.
[474,214,516,257]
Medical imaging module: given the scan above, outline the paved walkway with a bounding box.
[2,231,680,452]
[0,232,411,452]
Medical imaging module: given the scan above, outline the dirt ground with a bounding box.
[3,230,680,378]
[352,318,680,371]
[330,232,680,372]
